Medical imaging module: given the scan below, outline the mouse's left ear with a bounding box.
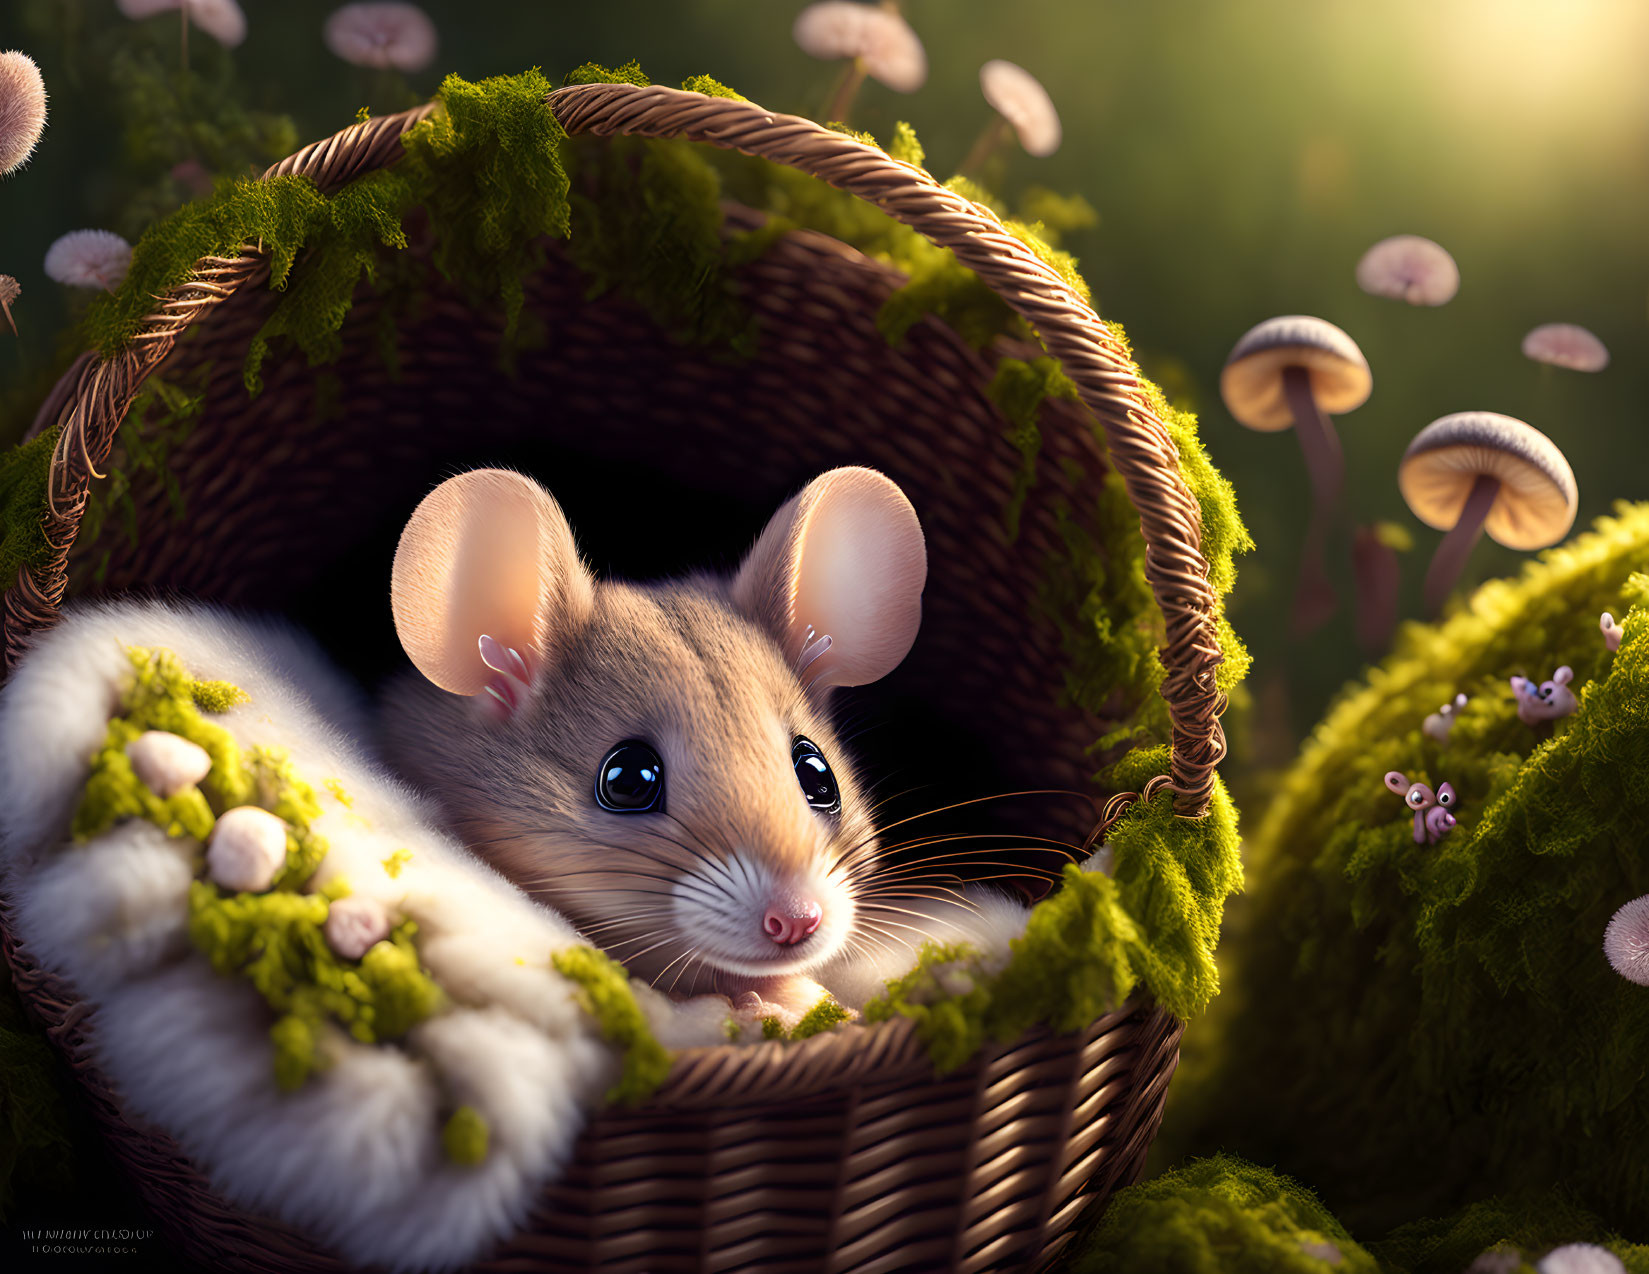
[733,467,927,691]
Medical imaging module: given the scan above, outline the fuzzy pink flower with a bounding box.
[1604,895,1649,986]
[323,895,393,960]
[116,0,247,50]
[0,51,48,176]
[323,3,438,73]
[43,229,132,291]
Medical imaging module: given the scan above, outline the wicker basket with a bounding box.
[0,83,1228,1273]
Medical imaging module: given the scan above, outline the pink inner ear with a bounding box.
[791,470,927,690]
[391,470,578,697]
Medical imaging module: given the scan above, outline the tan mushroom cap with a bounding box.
[1220,315,1371,432]
[793,2,927,93]
[1522,322,1609,373]
[1399,412,1577,550]
[980,60,1061,157]
[1356,234,1459,306]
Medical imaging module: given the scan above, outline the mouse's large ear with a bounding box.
[732,467,926,690]
[391,469,594,700]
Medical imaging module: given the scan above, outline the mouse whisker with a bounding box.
[865,789,1102,839]
[870,830,1088,858]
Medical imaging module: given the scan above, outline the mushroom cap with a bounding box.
[1219,315,1371,431]
[1522,322,1609,373]
[117,0,248,48]
[979,59,1061,157]
[0,50,47,177]
[323,3,438,73]
[1355,234,1459,306]
[43,229,133,290]
[1538,1244,1627,1274]
[1398,411,1577,550]
[793,2,927,93]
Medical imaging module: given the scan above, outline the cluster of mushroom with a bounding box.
[112,1,438,73]
[794,1,1062,171]
[1469,1244,1628,1274]
[124,730,392,961]
[1221,229,1595,653]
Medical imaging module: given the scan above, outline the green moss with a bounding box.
[988,356,1080,542]
[790,997,852,1039]
[441,1105,489,1167]
[0,426,60,584]
[866,746,1242,1066]
[191,678,249,713]
[381,848,413,879]
[562,61,650,88]
[887,121,925,168]
[1017,187,1099,246]
[1062,1156,1377,1274]
[1372,1193,1649,1274]
[681,74,745,101]
[550,946,669,1105]
[825,122,878,146]
[1174,502,1649,1233]
[760,1016,785,1040]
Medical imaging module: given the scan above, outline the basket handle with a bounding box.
[548,83,1226,816]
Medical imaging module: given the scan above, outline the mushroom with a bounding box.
[1522,322,1609,373]
[0,50,47,177]
[1538,1244,1627,1274]
[1605,896,1649,986]
[206,806,290,893]
[44,230,133,292]
[323,3,438,73]
[1601,611,1623,652]
[1355,234,1459,306]
[116,0,247,69]
[324,894,393,959]
[961,59,1061,174]
[1466,1249,1524,1274]
[1221,316,1372,634]
[125,730,212,797]
[793,2,926,123]
[0,275,18,336]
[1398,412,1577,615]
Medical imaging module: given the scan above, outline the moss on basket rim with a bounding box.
[551,945,670,1104]
[1174,501,1649,1234]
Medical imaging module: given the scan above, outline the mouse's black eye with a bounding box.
[595,741,664,813]
[792,736,841,815]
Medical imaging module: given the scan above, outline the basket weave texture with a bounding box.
[1,83,1225,1272]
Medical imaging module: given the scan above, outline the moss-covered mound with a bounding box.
[1171,502,1649,1233]
[1061,1155,1377,1273]
[1372,1193,1649,1274]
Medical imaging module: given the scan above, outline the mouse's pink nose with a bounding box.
[763,900,822,946]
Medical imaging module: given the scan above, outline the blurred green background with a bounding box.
[2,0,1645,739]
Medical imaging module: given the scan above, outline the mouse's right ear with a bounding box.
[391,469,594,707]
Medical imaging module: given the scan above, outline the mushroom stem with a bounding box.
[824,58,868,123]
[958,116,1011,178]
[1282,363,1344,635]
[1423,473,1500,615]
[1352,525,1400,657]
[0,301,15,337]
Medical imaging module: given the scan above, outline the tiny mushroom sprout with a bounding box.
[1601,611,1623,652]
[793,1,926,123]
[1355,234,1459,306]
[0,51,47,177]
[1604,896,1649,987]
[324,895,393,960]
[116,0,247,68]
[961,59,1061,174]
[1523,322,1610,373]
[1221,315,1371,632]
[1538,1244,1628,1274]
[1398,412,1577,616]
[125,730,212,798]
[323,3,438,73]
[1422,692,1469,742]
[44,230,133,292]
[0,275,18,336]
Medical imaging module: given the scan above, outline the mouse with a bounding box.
[378,467,1091,1028]
[1509,665,1576,726]
[1383,771,1459,845]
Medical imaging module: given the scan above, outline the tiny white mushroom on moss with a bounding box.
[125,730,211,797]
[1355,234,1459,306]
[44,230,133,292]
[1601,612,1622,653]
[1604,896,1649,986]
[324,895,393,959]
[1299,1237,1343,1265]
[1538,1243,1627,1274]
[0,50,48,177]
[793,1,926,122]
[323,3,438,73]
[1523,323,1609,373]
[206,806,290,892]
